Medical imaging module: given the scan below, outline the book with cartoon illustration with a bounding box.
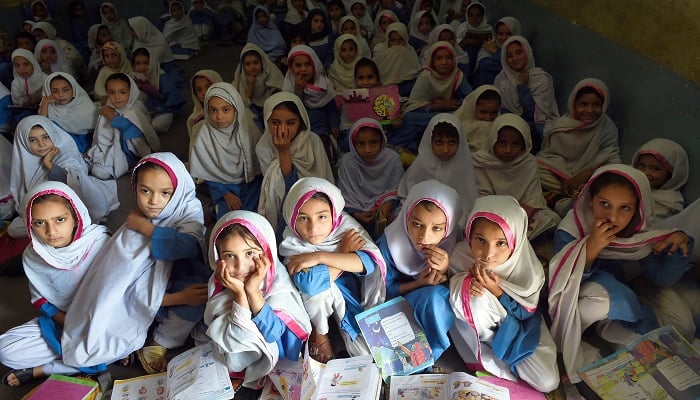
[388,372,510,400]
[578,325,700,400]
[355,296,433,380]
[342,85,401,125]
[111,343,233,400]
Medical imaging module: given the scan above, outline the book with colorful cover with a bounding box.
[267,344,326,400]
[24,374,99,400]
[111,343,233,400]
[355,296,433,381]
[579,325,700,400]
[388,372,510,400]
[342,85,401,125]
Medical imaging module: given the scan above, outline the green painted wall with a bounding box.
[534,0,700,84]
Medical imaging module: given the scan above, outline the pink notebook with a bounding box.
[342,85,401,125]
[27,374,97,400]
[479,375,546,399]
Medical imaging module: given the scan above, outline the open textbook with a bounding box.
[355,297,434,380]
[388,372,510,400]
[579,325,700,399]
[267,345,382,400]
[111,343,234,400]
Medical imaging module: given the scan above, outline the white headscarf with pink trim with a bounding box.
[22,181,111,311]
[279,177,387,309]
[548,164,674,382]
[385,179,461,276]
[282,45,336,108]
[205,210,311,386]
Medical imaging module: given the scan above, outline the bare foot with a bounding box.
[308,329,334,363]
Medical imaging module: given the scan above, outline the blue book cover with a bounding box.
[355,297,434,381]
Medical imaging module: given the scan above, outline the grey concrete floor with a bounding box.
[0,42,562,399]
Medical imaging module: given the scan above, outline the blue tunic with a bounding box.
[206,175,263,219]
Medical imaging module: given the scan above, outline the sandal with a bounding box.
[2,368,35,386]
[308,338,334,363]
[137,345,168,374]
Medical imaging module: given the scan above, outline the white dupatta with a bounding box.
[42,72,98,134]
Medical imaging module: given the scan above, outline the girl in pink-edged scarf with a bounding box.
[279,177,386,362]
[205,210,311,389]
[449,195,559,393]
[548,164,692,385]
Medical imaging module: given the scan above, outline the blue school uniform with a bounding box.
[207,175,263,220]
[473,48,501,87]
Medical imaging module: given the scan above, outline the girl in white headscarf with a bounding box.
[283,45,340,138]
[39,72,98,153]
[449,196,559,392]
[10,48,46,109]
[548,164,691,384]
[247,6,286,63]
[494,35,559,150]
[537,78,619,209]
[0,182,111,387]
[86,24,112,74]
[128,16,175,64]
[338,118,404,238]
[233,43,284,127]
[398,113,477,226]
[455,1,493,68]
[453,84,501,152]
[99,2,133,50]
[426,24,469,76]
[93,41,132,100]
[286,0,315,26]
[328,34,362,92]
[338,15,372,58]
[472,114,560,239]
[162,1,201,57]
[0,135,14,221]
[187,69,223,145]
[31,22,84,72]
[87,73,159,180]
[256,92,334,234]
[10,116,119,238]
[473,17,521,87]
[370,9,398,48]
[62,153,210,373]
[280,177,386,362]
[372,22,419,97]
[34,39,76,78]
[377,179,461,362]
[189,83,263,219]
[408,10,437,54]
[345,0,374,38]
[205,210,311,389]
[631,138,688,221]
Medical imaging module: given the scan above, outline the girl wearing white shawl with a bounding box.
[99,2,133,50]
[425,24,469,72]
[537,78,619,201]
[9,116,119,238]
[187,69,223,144]
[189,83,263,219]
[449,196,559,392]
[87,73,160,180]
[162,1,201,55]
[346,0,374,38]
[62,153,208,368]
[256,92,334,234]
[338,15,372,58]
[0,182,111,386]
[377,179,461,361]
[473,17,521,87]
[86,24,111,73]
[34,39,75,78]
[370,9,399,48]
[285,0,316,26]
[283,45,340,137]
[205,210,311,389]
[93,41,132,100]
[548,164,691,384]
[408,10,437,54]
[128,16,176,64]
[471,114,560,239]
[338,118,403,237]
[280,177,387,361]
[372,22,419,96]
[455,1,493,67]
[494,35,559,148]
[233,43,284,126]
[247,6,286,62]
[0,135,14,221]
[453,84,501,151]
[632,138,688,221]
[39,72,98,153]
[31,22,84,73]
[10,48,46,108]
[398,113,477,227]
[328,34,361,92]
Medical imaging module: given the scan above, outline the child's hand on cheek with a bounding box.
[271,123,294,152]
[421,244,449,274]
[339,229,365,253]
[245,255,269,292]
[216,259,245,293]
[417,267,447,287]
[41,146,60,170]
